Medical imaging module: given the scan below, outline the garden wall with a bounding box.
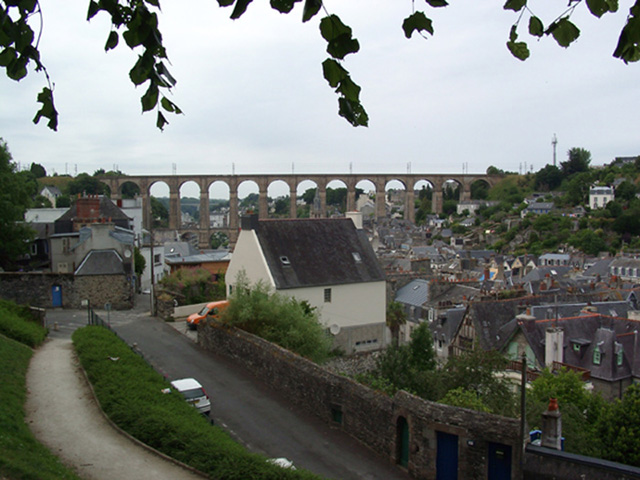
[198,322,522,479]
[0,272,133,310]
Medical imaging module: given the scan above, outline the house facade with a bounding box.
[589,185,615,209]
[225,216,387,353]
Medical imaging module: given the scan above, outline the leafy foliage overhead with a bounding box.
[1,0,638,130]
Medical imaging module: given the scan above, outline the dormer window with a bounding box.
[617,349,624,366]
[280,256,291,266]
[593,346,602,365]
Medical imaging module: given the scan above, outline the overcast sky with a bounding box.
[1,1,638,198]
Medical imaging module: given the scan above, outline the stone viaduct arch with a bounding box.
[100,173,499,248]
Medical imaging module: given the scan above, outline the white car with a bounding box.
[171,378,211,416]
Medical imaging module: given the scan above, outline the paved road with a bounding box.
[44,300,411,480]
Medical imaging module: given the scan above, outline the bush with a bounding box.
[72,326,321,479]
[159,267,225,305]
[222,280,333,364]
[0,301,47,348]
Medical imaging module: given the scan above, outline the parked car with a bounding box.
[186,300,229,330]
[171,378,211,416]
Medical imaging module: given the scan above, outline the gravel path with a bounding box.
[25,337,206,480]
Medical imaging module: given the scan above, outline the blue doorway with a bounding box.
[52,285,62,307]
[436,431,458,480]
[488,443,512,480]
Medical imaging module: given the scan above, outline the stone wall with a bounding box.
[198,321,522,479]
[0,272,76,308]
[0,272,133,309]
[524,445,640,480]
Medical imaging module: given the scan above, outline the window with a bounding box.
[593,346,602,365]
[280,256,290,265]
[617,349,624,366]
[154,254,161,265]
[324,288,332,303]
[352,252,362,263]
[572,343,581,353]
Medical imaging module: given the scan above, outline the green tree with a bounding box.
[32,195,52,208]
[150,196,168,227]
[440,387,491,413]
[67,173,107,196]
[596,384,640,467]
[0,139,35,270]
[3,1,638,131]
[133,246,146,278]
[386,301,407,347]
[29,162,46,178]
[534,164,563,191]
[615,180,637,202]
[56,195,71,208]
[561,147,592,177]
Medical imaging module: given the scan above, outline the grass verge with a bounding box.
[0,300,47,348]
[0,334,81,480]
[72,326,324,480]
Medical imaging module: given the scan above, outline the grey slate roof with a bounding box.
[517,314,640,382]
[57,196,131,222]
[75,250,125,276]
[255,218,385,290]
[432,307,467,344]
[395,279,429,307]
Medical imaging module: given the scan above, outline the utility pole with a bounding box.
[552,134,558,167]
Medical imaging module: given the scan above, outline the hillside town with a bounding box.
[3,146,640,479]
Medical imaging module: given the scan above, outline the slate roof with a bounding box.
[75,250,125,276]
[57,196,130,222]
[516,314,640,382]
[254,218,385,290]
[527,300,631,320]
[431,307,467,344]
[395,279,429,307]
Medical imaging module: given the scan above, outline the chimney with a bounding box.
[240,214,259,231]
[346,211,363,229]
[545,327,564,367]
[541,398,562,450]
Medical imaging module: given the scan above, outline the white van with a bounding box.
[171,378,211,416]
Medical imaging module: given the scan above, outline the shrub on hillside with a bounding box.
[0,301,47,347]
[221,278,333,364]
[159,267,225,305]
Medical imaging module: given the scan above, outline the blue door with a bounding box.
[436,431,458,480]
[488,443,512,480]
[52,285,62,307]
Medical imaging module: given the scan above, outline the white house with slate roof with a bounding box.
[226,215,388,354]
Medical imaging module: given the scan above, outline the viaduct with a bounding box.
[100,173,499,247]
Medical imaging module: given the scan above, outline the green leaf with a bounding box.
[549,18,580,48]
[336,76,361,102]
[160,97,175,112]
[7,54,28,80]
[217,0,235,6]
[529,16,544,37]
[606,0,619,13]
[326,34,359,59]
[270,0,300,14]
[156,111,168,130]
[129,53,154,85]
[322,58,347,88]
[613,15,640,63]
[145,0,160,7]
[141,83,159,112]
[338,97,368,127]
[87,1,100,20]
[32,87,58,131]
[402,12,434,39]
[231,0,252,19]
[586,0,610,18]
[0,48,17,67]
[506,40,530,60]
[302,0,321,22]
[105,31,118,51]
[503,0,526,12]
[425,0,448,6]
[156,61,176,87]
[509,24,518,42]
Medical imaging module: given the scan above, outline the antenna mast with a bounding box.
[552,134,558,167]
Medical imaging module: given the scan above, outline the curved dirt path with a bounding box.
[25,338,205,480]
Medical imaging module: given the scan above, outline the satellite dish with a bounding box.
[329,324,341,336]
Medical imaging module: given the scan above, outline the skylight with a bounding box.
[352,252,362,263]
[280,256,290,265]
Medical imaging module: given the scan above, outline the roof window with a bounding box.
[280,256,291,266]
[352,252,362,263]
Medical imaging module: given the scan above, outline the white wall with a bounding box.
[225,229,275,295]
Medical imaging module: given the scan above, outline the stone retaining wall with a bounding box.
[198,321,522,479]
